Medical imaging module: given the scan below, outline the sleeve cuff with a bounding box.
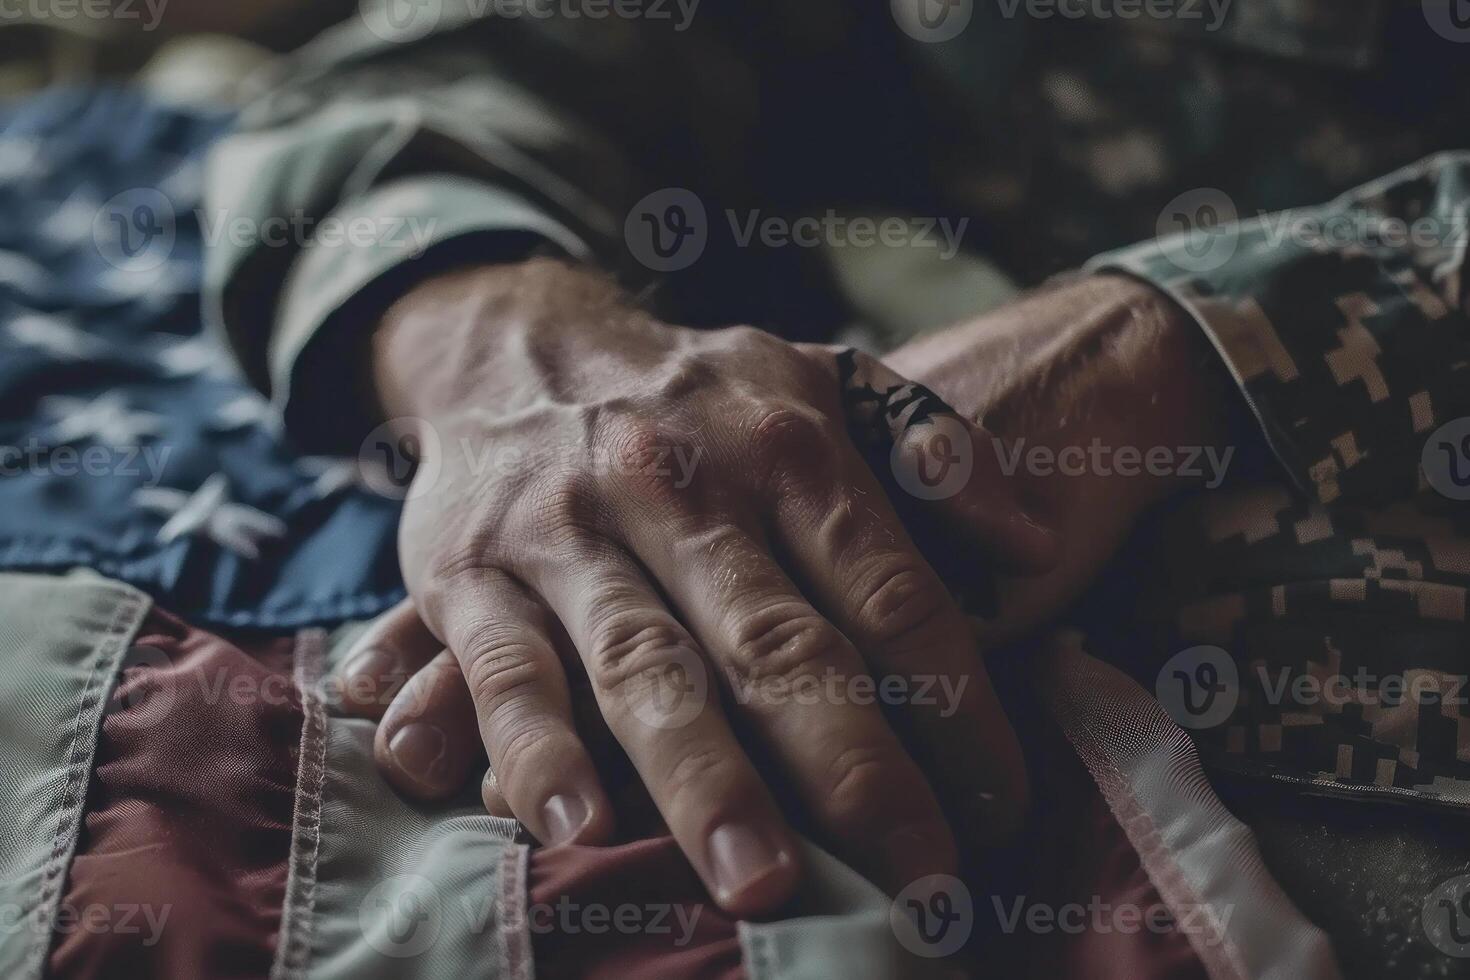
[1084,239,1312,498]
[268,175,589,453]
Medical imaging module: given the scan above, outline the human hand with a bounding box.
[337,258,1057,916]
[884,273,1235,646]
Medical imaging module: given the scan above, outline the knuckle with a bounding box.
[662,745,747,815]
[747,405,832,471]
[601,415,697,503]
[528,474,603,539]
[588,613,694,691]
[729,608,846,688]
[490,715,564,787]
[853,563,952,649]
[718,323,781,354]
[822,745,901,835]
[461,631,549,712]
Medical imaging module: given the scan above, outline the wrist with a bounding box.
[371,258,671,424]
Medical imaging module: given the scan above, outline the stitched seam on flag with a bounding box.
[26,585,149,980]
[1039,638,1254,980]
[1036,632,1345,980]
[273,629,329,980]
[498,843,534,980]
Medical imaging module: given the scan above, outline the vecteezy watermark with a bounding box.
[0,899,171,945]
[359,873,704,958]
[94,188,177,275]
[891,415,975,501]
[1253,665,1469,710]
[991,895,1230,943]
[0,0,168,30]
[1258,209,1470,253]
[526,897,703,945]
[195,209,440,256]
[728,211,970,261]
[1424,874,1470,958]
[1155,642,1470,731]
[1157,186,1470,273]
[1422,417,1470,501]
[1155,187,1240,273]
[356,417,706,501]
[359,0,700,43]
[729,668,970,718]
[891,0,973,43]
[1423,0,1470,42]
[1155,645,1239,730]
[624,188,709,272]
[91,191,439,273]
[0,438,172,485]
[992,0,1232,29]
[624,188,971,272]
[361,874,443,958]
[627,646,710,731]
[891,874,974,958]
[992,437,1235,489]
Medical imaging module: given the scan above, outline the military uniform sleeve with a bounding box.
[202,1,689,452]
[1087,152,1470,506]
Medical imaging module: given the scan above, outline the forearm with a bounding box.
[889,274,1236,512]
[885,273,1242,642]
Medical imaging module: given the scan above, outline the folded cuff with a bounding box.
[270,176,589,454]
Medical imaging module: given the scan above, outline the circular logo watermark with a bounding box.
[1422,873,1470,958]
[891,0,973,42]
[1156,188,1239,273]
[891,873,974,958]
[890,414,974,501]
[1422,417,1470,501]
[104,644,176,726]
[625,188,707,272]
[628,645,709,731]
[357,417,442,500]
[360,873,442,958]
[93,188,176,273]
[1424,0,1470,42]
[360,0,443,42]
[1155,644,1239,730]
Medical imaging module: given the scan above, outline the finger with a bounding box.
[338,597,441,719]
[527,538,801,917]
[423,569,616,848]
[766,431,1031,844]
[624,508,958,894]
[375,649,483,801]
[820,345,1059,575]
[481,769,515,819]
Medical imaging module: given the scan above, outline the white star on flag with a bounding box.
[6,313,107,360]
[133,473,287,560]
[209,395,284,438]
[157,158,204,203]
[0,137,42,182]
[40,192,101,247]
[96,260,194,302]
[38,392,163,447]
[154,336,240,380]
[296,456,369,498]
[0,250,52,296]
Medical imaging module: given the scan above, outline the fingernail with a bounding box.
[707,824,791,905]
[541,794,591,845]
[388,723,448,784]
